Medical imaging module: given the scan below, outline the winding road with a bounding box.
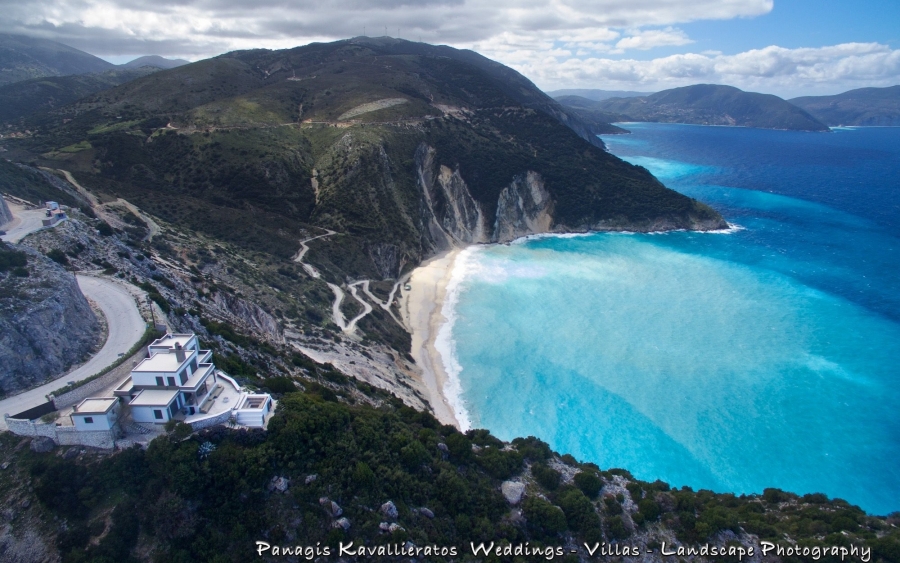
[293,229,403,334]
[0,276,146,429]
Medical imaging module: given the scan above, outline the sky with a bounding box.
[0,0,898,97]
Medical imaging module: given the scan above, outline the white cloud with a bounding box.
[614,27,693,51]
[514,43,900,97]
[0,0,895,96]
[0,0,771,58]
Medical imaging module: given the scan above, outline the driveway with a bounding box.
[0,200,51,244]
[0,275,147,428]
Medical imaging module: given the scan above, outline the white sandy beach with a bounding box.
[399,249,462,429]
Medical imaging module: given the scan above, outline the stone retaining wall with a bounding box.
[4,415,116,449]
[51,346,147,408]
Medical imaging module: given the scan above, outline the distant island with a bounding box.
[545,88,653,101]
[554,84,830,132]
[790,85,900,126]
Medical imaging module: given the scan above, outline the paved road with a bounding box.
[0,276,146,428]
[0,201,52,244]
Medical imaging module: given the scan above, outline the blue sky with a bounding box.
[677,0,900,56]
[0,0,897,97]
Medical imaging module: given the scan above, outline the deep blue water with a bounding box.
[442,124,900,515]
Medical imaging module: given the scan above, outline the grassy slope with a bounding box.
[0,68,160,123]
[6,38,724,276]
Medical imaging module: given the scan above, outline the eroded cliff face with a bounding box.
[493,171,554,243]
[0,246,100,395]
[415,142,725,254]
[416,144,489,250]
[416,144,556,249]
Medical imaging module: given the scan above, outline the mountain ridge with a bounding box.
[0,33,115,86]
[790,85,900,126]
[562,84,830,131]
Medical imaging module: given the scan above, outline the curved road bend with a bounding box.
[0,275,146,429]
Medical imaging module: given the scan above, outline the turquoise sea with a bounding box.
[441,123,900,515]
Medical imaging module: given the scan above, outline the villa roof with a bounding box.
[133,348,195,373]
[130,389,179,407]
[149,333,197,350]
[74,397,117,414]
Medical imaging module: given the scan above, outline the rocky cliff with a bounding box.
[416,142,723,250]
[0,196,11,226]
[0,244,100,396]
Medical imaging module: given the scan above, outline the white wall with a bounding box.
[131,404,173,424]
[72,411,115,431]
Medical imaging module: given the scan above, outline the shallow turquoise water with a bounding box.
[444,124,900,515]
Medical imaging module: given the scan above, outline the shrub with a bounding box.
[46,248,69,265]
[0,243,27,272]
[263,376,297,395]
[531,462,561,491]
[523,497,567,538]
[574,471,602,498]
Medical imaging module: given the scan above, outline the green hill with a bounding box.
[7,37,725,277]
[583,84,830,131]
[790,86,900,126]
[0,68,160,123]
[0,33,114,86]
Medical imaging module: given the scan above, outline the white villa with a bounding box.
[5,334,276,449]
[109,333,274,427]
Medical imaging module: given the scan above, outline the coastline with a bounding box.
[399,249,463,429]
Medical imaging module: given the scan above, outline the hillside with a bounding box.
[0,36,725,432]
[552,95,633,133]
[0,33,114,87]
[2,391,899,563]
[0,67,161,123]
[790,86,900,126]
[582,84,830,131]
[6,38,724,271]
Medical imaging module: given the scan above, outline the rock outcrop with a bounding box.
[417,144,556,248]
[501,481,526,505]
[0,197,12,226]
[0,245,100,395]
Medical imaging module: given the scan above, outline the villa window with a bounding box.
[84,417,93,424]
[156,376,164,386]
[154,409,163,420]
[167,376,176,387]
[180,371,187,385]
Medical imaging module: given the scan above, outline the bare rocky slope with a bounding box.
[0,244,100,397]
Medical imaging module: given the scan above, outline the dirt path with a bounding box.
[359,279,404,326]
[346,282,374,332]
[293,228,408,335]
[56,170,160,240]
